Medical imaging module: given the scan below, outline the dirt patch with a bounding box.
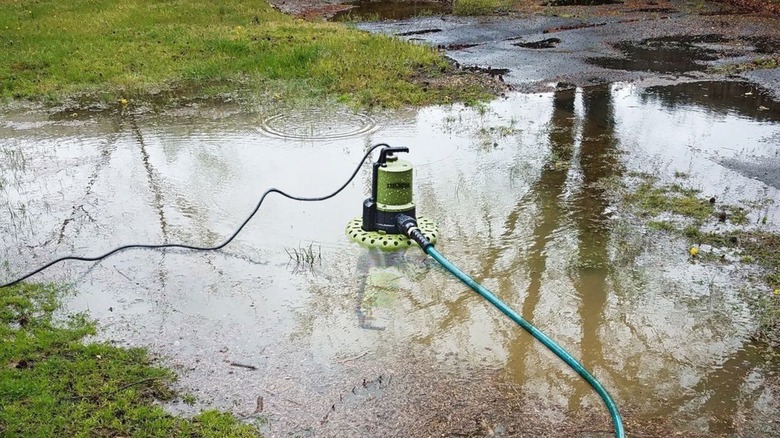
[294,3,353,19]
[421,66,512,93]
[515,37,562,48]
[719,0,780,15]
[314,352,688,438]
[270,0,348,18]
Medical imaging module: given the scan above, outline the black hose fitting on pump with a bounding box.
[395,214,432,251]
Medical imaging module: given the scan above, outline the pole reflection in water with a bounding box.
[569,86,622,412]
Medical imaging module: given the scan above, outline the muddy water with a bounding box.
[1,82,780,436]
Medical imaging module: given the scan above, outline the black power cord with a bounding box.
[0,143,389,289]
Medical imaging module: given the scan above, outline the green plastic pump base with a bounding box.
[346,217,438,251]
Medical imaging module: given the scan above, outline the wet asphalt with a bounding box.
[355,1,780,96]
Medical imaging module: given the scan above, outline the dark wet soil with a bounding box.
[515,37,562,49]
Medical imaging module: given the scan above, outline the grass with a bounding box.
[647,220,676,232]
[0,0,493,108]
[624,181,714,223]
[0,283,258,437]
[453,0,512,15]
[712,56,780,75]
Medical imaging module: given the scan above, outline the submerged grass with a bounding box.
[623,176,780,346]
[624,181,715,223]
[0,0,492,108]
[686,229,780,345]
[0,283,258,437]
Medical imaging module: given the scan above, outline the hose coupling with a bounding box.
[395,214,432,251]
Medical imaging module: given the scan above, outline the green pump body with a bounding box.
[362,148,416,234]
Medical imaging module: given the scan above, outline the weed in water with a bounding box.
[750,290,780,346]
[625,182,713,222]
[727,205,750,225]
[285,243,322,274]
[183,394,198,406]
[648,220,676,232]
[0,283,258,437]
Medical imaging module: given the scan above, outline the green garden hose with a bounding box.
[425,245,625,438]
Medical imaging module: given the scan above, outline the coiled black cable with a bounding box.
[0,143,388,289]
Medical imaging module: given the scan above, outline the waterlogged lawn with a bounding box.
[0,0,490,107]
[622,175,780,346]
[0,283,258,437]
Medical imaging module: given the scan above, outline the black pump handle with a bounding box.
[377,146,408,165]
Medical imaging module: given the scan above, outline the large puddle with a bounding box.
[2,80,780,436]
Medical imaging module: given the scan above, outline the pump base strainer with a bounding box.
[346,216,438,251]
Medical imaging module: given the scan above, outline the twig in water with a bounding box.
[337,351,369,364]
[230,362,258,370]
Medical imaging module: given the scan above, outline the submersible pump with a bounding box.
[346,146,438,250]
[345,145,625,438]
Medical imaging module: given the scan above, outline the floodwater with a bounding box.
[1,81,780,436]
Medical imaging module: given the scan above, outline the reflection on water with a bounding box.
[1,82,780,435]
[588,35,727,74]
[644,80,780,123]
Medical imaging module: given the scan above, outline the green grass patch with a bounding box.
[453,0,511,15]
[624,181,714,222]
[0,283,258,437]
[0,0,492,108]
[712,55,780,75]
[647,220,676,232]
